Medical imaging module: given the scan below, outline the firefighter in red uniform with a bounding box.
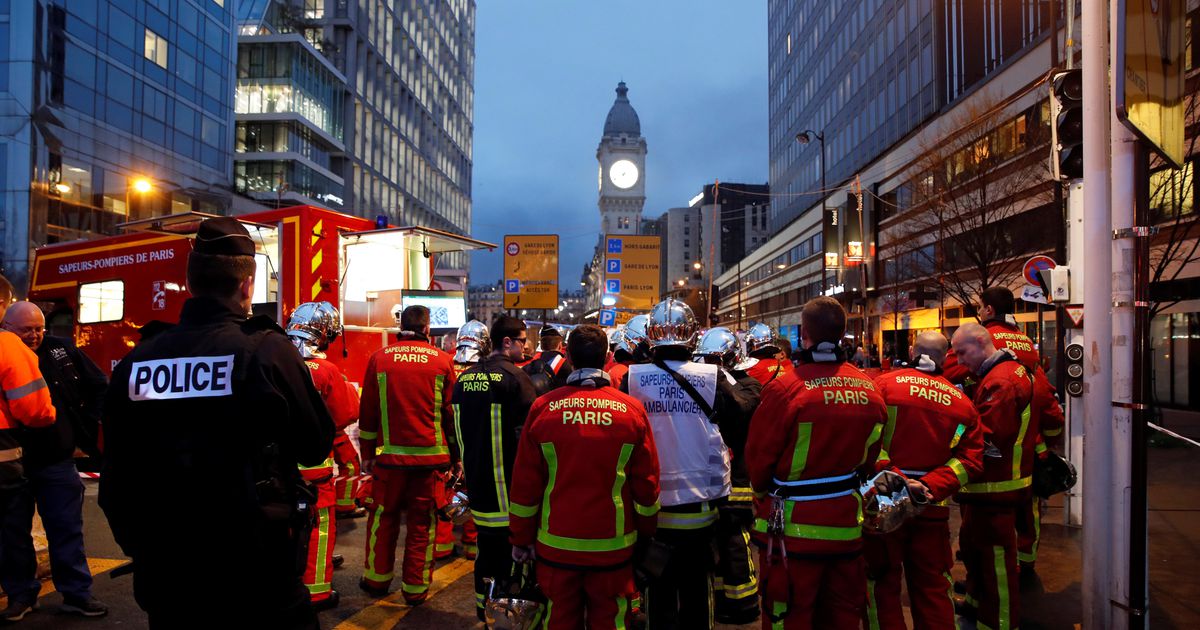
[949,323,1036,630]
[943,287,1064,577]
[434,320,488,561]
[744,323,795,386]
[358,305,457,604]
[508,325,661,630]
[745,297,891,629]
[865,331,985,630]
[605,315,649,389]
[285,302,360,610]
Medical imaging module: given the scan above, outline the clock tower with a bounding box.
[596,82,646,235]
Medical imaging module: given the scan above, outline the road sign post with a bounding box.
[602,235,661,310]
[503,235,559,310]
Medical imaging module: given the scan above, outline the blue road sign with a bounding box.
[598,310,616,327]
[505,279,520,293]
[606,279,621,294]
[607,259,622,274]
[607,238,623,254]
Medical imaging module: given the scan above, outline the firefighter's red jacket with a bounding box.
[956,352,1035,505]
[873,367,985,504]
[745,360,888,555]
[508,381,660,568]
[299,357,360,480]
[745,356,794,387]
[944,321,1064,449]
[358,337,456,468]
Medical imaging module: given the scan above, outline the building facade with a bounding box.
[1,0,237,290]
[721,1,1064,350]
[235,0,475,269]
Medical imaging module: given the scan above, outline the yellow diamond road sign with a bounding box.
[504,235,558,310]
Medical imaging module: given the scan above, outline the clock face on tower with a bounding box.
[608,159,639,189]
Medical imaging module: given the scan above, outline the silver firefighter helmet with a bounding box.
[286,301,343,358]
[615,314,649,354]
[454,320,491,364]
[745,322,780,356]
[646,298,699,349]
[695,327,744,369]
[860,470,927,534]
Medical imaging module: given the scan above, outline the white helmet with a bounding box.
[454,320,491,364]
[646,299,698,349]
[745,322,780,356]
[286,301,342,358]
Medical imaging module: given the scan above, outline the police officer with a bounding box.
[524,324,573,395]
[694,327,762,625]
[622,299,738,630]
[99,217,334,630]
[866,331,985,630]
[744,323,794,386]
[449,315,537,622]
[434,320,489,562]
[286,302,361,610]
[949,323,1036,630]
[744,297,889,629]
[508,324,661,630]
[0,274,58,623]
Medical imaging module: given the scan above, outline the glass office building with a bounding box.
[767,0,1057,229]
[0,0,236,290]
[236,0,475,269]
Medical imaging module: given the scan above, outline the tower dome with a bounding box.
[603,82,641,137]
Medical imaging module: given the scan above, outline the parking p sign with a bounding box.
[505,279,520,293]
[598,310,616,327]
[605,279,621,294]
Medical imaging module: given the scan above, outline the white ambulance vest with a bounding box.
[628,361,732,506]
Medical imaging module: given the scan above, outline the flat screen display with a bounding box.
[400,290,467,333]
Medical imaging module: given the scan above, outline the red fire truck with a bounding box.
[27,205,495,384]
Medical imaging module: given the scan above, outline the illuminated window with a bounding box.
[79,281,124,323]
[144,29,168,68]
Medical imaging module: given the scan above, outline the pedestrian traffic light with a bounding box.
[1064,342,1084,398]
[1051,69,1083,180]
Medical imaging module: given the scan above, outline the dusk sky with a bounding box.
[468,1,769,289]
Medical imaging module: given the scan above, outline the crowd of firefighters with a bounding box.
[278,278,1065,629]
[1,216,1072,630]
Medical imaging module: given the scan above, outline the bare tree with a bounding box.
[1147,76,1200,319]
[882,95,1055,313]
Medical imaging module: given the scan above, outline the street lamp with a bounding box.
[132,178,154,194]
[795,130,826,202]
[692,261,702,270]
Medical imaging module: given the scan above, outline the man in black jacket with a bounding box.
[523,325,572,395]
[100,217,333,629]
[1,301,108,619]
[449,315,537,622]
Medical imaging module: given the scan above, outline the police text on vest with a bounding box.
[129,355,236,400]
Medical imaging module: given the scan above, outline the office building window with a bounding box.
[144,29,168,68]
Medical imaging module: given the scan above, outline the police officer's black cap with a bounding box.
[540,325,562,338]
[194,216,255,257]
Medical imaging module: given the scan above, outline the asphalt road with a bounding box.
[4,440,1197,629]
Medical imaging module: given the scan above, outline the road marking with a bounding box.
[334,557,474,630]
[0,558,128,605]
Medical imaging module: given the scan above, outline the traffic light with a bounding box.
[1051,69,1083,180]
[1064,342,1084,398]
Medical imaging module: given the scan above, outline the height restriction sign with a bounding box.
[603,234,661,310]
[503,235,558,309]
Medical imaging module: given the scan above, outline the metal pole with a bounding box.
[1128,140,1151,630]
[1082,2,1114,627]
